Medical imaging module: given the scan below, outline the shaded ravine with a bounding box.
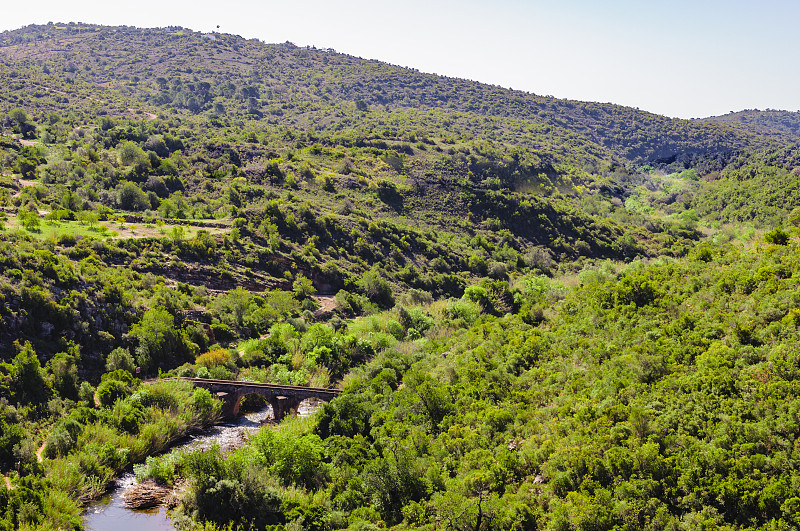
[83,400,321,531]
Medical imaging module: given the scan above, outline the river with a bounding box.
[83,400,321,531]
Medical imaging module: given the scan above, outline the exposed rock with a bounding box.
[123,479,172,509]
[507,438,524,451]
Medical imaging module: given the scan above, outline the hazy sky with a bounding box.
[2,0,798,119]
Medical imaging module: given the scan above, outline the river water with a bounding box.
[83,400,321,531]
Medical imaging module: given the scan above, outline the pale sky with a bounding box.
[2,0,798,119]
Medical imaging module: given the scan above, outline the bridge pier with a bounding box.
[218,391,242,419]
[217,391,303,422]
[269,396,301,422]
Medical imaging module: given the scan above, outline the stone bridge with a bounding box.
[179,377,341,421]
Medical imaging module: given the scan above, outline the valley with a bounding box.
[0,22,799,531]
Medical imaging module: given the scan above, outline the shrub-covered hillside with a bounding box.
[130,235,800,531]
[1,20,800,531]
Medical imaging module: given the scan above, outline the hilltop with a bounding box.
[0,23,794,162]
[703,109,800,137]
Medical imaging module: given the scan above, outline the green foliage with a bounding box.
[160,240,800,531]
[292,274,316,300]
[48,346,79,400]
[4,22,800,531]
[397,306,435,336]
[118,181,150,211]
[18,211,41,232]
[96,378,131,407]
[0,422,25,471]
[210,287,282,336]
[315,393,373,439]
[250,429,327,489]
[44,419,82,459]
[335,290,376,317]
[191,387,221,422]
[129,307,195,372]
[10,342,50,406]
[134,454,178,485]
[358,270,394,309]
[106,347,136,374]
[238,336,287,368]
[180,446,285,529]
[765,227,790,245]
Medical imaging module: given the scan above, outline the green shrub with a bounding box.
[134,454,178,485]
[397,306,435,334]
[442,298,481,327]
[764,227,790,245]
[96,379,130,407]
[106,347,136,374]
[191,388,221,421]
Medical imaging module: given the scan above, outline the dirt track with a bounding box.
[316,296,336,313]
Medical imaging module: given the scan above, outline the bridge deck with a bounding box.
[177,377,342,395]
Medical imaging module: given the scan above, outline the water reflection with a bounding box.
[84,474,172,531]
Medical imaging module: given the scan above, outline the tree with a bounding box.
[10,342,50,405]
[79,210,100,228]
[315,393,373,438]
[789,207,800,227]
[358,269,394,309]
[18,210,40,232]
[118,141,149,167]
[246,97,260,115]
[265,290,300,317]
[48,347,79,400]
[118,182,150,211]
[210,287,266,332]
[129,307,193,372]
[293,274,317,300]
[8,108,35,137]
[0,422,25,470]
[9,109,28,128]
[13,156,38,179]
[463,285,490,311]
[764,227,790,245]
[144,135,169,157]
[106,347,136,375]
[170,225,186,244]
[96,379,130,407]
[191,388,221,422]
[60,190,82,211]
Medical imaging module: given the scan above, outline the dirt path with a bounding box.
[36,441,46,463]
[11,177,37,198]
[3,475,11,490]
[313,295,337,320]
[315,296,336,313]
[128,108,157,120]
[2,133,36,148]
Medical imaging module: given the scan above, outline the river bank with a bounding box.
[83,400,320,531]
